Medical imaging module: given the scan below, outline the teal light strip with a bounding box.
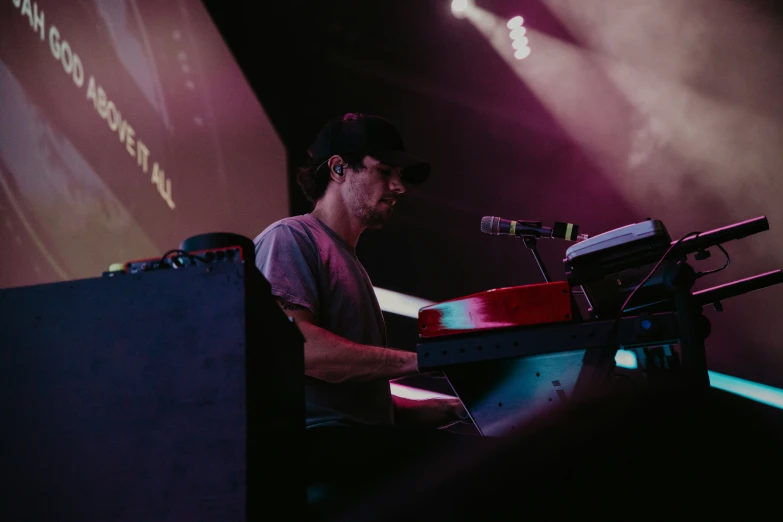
[708,370,783,410]
[614,351,783,410]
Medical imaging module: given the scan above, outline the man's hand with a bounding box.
[392,395,468,429]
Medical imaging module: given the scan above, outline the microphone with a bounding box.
[481,216,588,241]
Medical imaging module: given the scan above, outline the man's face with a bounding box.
[344,155,406,228]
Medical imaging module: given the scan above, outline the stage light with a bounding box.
[507,16,524,29]
[505,15,531,60]
[509,27,527,39]
[451,0,470,16]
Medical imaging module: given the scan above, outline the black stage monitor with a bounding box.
[0,260,304,521]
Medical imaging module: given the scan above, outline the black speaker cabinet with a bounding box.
[0,260,304,521]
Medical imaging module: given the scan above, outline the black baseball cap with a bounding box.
[308,113,431,184]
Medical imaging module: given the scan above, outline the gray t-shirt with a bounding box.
[253,214,393,428]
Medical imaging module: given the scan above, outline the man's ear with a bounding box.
[327,155,345,182]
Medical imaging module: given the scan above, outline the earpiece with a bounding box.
[334,165,343,175]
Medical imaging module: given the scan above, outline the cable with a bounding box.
[158,249,207,268]
[695,244,730,278]
[608,231,702,345]
[610,243,731,316]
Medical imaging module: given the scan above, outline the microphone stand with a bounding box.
[522,236,551,283]
[523,235,585,324]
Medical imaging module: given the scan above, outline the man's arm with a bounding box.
[277,298,419,384]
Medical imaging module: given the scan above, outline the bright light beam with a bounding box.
[461,5,627,170]
[373,286,435,319]
[389,382,455,400]
[451,0,470,17]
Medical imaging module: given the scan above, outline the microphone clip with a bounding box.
[510,220,543,237]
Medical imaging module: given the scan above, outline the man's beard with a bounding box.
[359,204,393,229]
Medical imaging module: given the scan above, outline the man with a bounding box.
[254,114,470,514]
[254,112,464,430]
